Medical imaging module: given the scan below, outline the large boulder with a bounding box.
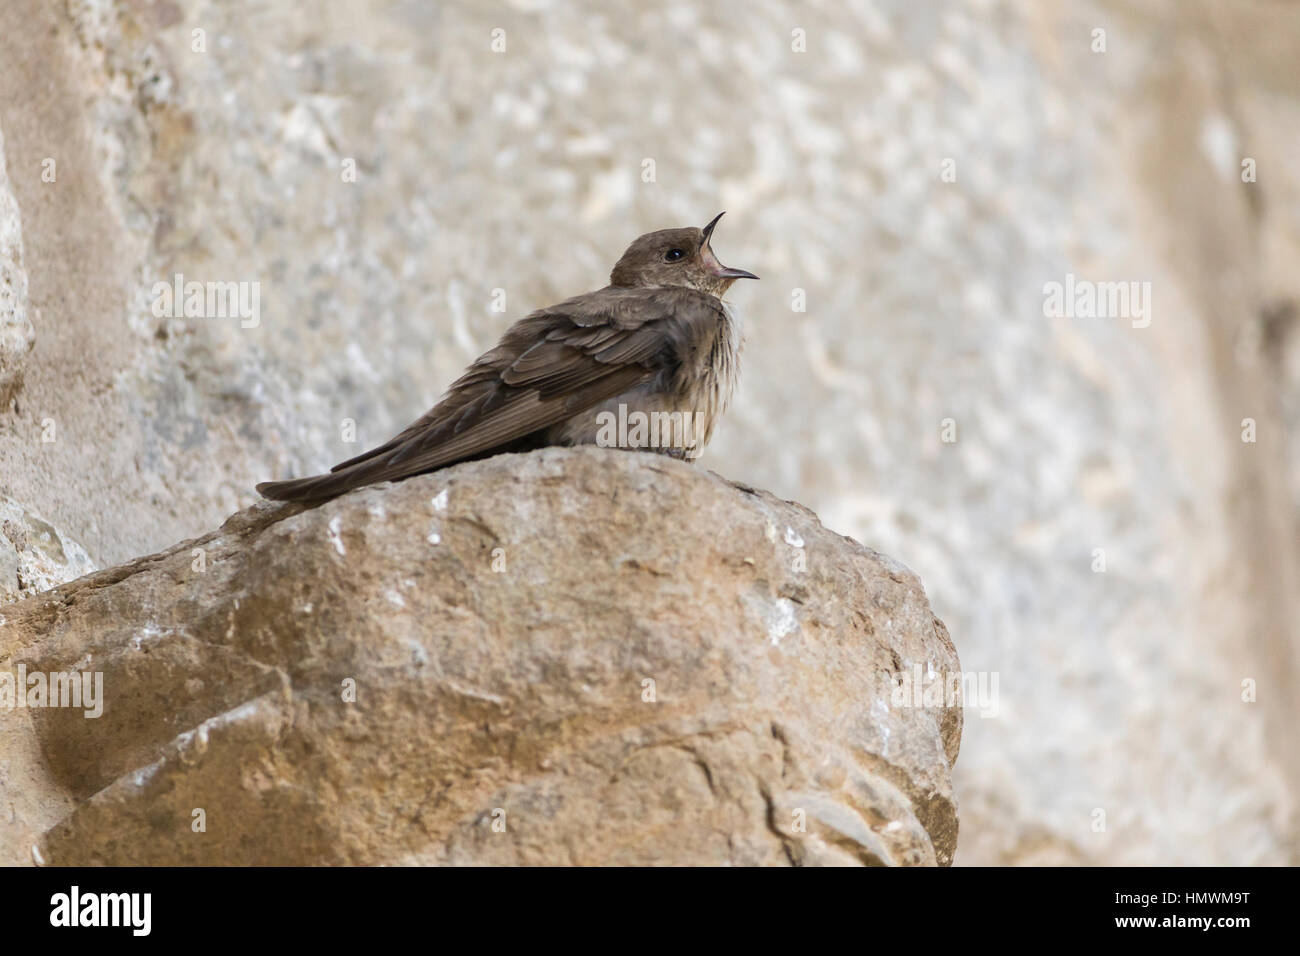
[1,448,962,865]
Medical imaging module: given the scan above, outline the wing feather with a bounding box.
[259,286,724,501]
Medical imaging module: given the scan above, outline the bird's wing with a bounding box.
[258,287,722,500]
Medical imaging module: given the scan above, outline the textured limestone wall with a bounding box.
[0,0,1297,864]
[0,124,35,404]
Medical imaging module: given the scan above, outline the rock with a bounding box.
[0,496,96,605]
[0,448,962,866]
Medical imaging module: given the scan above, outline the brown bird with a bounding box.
[256,212,758,502]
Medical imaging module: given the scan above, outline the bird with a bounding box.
[256,212,758,502]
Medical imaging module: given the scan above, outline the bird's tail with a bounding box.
[256,461,387,502]
[256,474,343,502]
[257,429,553,502]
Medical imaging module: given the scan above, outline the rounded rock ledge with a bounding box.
[1,446,962,865]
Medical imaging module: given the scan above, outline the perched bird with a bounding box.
[257,212,758,502]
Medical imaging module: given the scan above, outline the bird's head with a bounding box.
[609,212,758,297]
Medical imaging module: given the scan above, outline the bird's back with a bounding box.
[256,285,734,501]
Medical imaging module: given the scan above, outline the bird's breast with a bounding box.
[676,302,743,450]
[547,302,743,459]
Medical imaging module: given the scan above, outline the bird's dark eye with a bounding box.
[664,248,685,262]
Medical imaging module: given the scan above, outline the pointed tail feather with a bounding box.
[256,432,540,502]
[256,471,366,502]
[256,448,411,500]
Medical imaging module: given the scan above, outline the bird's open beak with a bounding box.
[701,211,759,280]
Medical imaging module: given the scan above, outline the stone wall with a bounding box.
[1,0,1297,864]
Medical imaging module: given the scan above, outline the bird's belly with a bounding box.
[547,303,741,461]
[547,384,716,460]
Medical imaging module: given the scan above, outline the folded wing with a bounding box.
[256,287,718,501]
